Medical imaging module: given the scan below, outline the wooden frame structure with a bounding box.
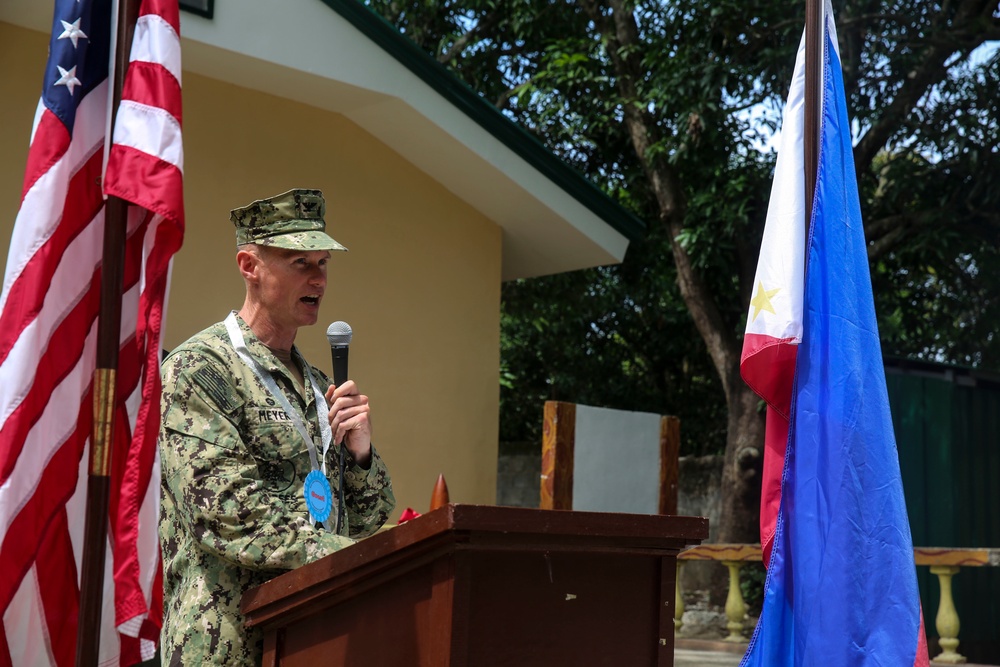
[540,400,681,515]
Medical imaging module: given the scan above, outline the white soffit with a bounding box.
[0,0,637,280]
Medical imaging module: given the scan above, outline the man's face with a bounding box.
[254,246,331,331]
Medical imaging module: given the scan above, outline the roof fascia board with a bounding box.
[174,0,636,278]
[317,0,646,244]
[0,2,643,277]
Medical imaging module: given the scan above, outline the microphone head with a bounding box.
[326,321,353,347]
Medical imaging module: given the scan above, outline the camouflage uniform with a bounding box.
[158,313,394,666]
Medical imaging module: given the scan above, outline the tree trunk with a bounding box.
[595,0,766,545]
[718,379,765,544]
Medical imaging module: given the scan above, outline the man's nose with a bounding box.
[308,266,327,286]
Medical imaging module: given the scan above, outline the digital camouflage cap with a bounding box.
[230,188,348,251]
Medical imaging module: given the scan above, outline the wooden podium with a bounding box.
[242,504,707,666]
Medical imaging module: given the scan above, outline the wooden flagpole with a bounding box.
[75,0,141,664]
[804,0,822,230]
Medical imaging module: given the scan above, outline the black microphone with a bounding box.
[326,321,352,387]
[325,321,352,534]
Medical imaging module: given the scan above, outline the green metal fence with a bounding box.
[886,359,1000,664]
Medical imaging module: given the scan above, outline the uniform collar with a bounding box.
[234,313,313,405]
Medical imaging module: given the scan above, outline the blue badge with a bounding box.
[303,470,333,523]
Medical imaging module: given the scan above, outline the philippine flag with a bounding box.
[739,1,929,665]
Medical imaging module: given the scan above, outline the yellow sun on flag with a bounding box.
[750,281,780,322]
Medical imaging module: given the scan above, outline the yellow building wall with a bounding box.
[0,20,502,517]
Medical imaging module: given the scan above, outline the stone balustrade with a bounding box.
[676,544,1000,663]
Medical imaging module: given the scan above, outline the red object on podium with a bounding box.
[397,507,421,524]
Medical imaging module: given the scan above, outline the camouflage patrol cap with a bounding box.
[230,188,348,251]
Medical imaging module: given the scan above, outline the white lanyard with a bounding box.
[223,312,333,475]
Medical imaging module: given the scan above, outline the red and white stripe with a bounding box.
[739,31,807,567]
[741,14,846,565]
[0,0,183,665]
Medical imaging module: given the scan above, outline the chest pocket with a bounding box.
[243,401,316,494]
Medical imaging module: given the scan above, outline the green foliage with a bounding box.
[498,225,729,454]
[740,563,768,616]
[363,0,1000,454]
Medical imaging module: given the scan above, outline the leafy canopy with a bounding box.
[366,0,1000,454]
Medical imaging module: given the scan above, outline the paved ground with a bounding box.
[675,648,744,666]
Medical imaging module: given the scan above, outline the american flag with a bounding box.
[0,0,183,664]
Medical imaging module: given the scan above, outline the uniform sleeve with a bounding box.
[159,351,351,572]
[340,449,395,538]
[310,364,396,538]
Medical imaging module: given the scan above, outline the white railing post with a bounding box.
[722,560,747,642]
[930,565,967,664]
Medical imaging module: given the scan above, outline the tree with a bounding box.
[366,0,1000,542]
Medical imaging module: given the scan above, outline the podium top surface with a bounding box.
[242,504,708,626]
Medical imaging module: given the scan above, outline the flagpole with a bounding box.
[804,0,822,230]
[75,0,141,664]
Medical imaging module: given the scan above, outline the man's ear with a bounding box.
[236,246,259,283]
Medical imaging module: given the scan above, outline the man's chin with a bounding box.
[298,309,320,327]
[297,300,322,324]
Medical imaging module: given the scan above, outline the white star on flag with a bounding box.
[54,64,82,94]
[58,18,88,48]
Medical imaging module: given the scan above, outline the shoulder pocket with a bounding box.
[161,367,245,448]
[191,365,243,415]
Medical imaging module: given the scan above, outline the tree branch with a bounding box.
[437,9,503,65]
[865,206,1000,261]
[582,0,742,400]
[854,0,1000,173]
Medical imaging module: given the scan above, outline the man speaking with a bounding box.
[158,188,395,666]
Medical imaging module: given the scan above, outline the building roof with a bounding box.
[0,0,646,279]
